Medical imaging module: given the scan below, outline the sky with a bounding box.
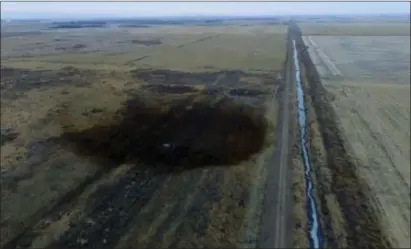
[1,1,410,20]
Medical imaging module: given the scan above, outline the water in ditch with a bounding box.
[292,40,323,248]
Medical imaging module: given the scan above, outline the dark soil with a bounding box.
[0,66,93,98]
[55,93,268,171]
[229,88,266,97]
[220,70,243,86]
[1,139,59,189]
[0,128,18,146]
[130,69,220,85]
[130,68,252,87]
[56,43,88,51]
[140,84,199,94]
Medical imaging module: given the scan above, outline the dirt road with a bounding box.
[258,28,294,249]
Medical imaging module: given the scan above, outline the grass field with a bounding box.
[300,23,410,248]
[1,20,287,248]
[2,24,286,72]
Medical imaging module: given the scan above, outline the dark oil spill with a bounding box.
[55,94,268,170]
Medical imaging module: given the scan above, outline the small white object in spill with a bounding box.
[162,143,172,148]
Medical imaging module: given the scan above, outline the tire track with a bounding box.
[166,170,224,248]
[353,109,409,193]
[47,165,168,249]
[125,34,220,66]
[176,35,218,49]
[115,169,208,248]
[2,170,105,249]
[124,56,149,66]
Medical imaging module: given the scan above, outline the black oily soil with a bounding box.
[229,88,266,97]
[55,94,268,171]
[0,128,18,146]
[140,84,198,94]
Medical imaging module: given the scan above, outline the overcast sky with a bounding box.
[1,1,410,19]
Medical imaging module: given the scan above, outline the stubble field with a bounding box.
[300,24,410,248]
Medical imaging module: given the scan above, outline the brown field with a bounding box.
[299,22,410,36]
[1,20,287,248]
[298,23,410,248]
[327,82,410,248]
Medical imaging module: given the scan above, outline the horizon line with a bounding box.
[2,12,409,21]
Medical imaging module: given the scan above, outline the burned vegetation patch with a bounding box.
[130,69,221,85]
[55,92,268,171]
[229,88,267,97]
[140,84,199,94]
[55,43,88,51]
[0,66,95,99]
[0,128,18,146]
[130,68,249,87]
[1,67,49,99]
[1,139,59,190]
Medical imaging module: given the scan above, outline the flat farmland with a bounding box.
[299,22,410,36]
[303,35,410,83]
[1,20,287,249]
[302,32,410,248]
[2,24,286,72]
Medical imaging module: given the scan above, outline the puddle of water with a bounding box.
[292,40,323,248]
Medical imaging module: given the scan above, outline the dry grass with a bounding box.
[299,65,347,248]
[2,24,286,72]
[291,142,310,248]
[326,82,410,248]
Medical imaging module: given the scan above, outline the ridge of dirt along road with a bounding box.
[258,27,294,249]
